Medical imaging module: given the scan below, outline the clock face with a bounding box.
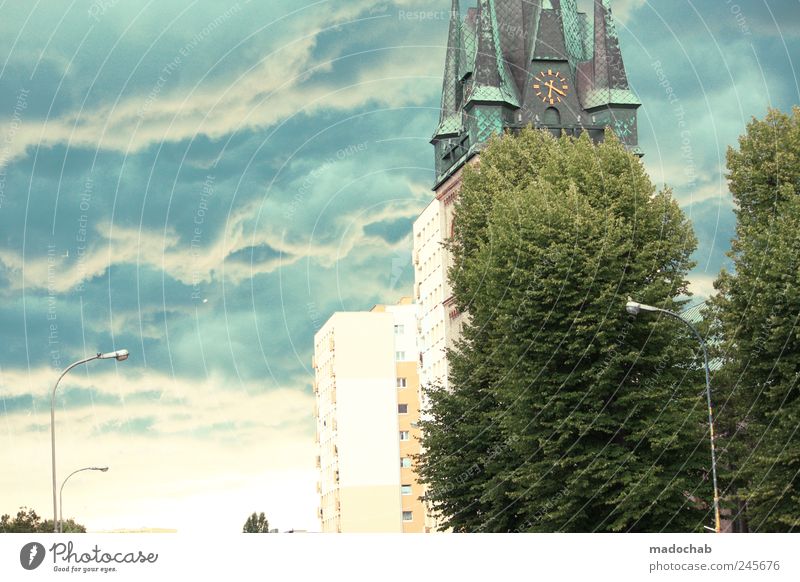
[533,69,569,105]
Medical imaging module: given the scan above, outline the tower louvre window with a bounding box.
[544,107,561,126]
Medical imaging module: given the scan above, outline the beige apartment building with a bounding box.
[313,298,425,533]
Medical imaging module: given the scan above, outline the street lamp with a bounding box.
[625,299,721,533]
[59,466,108,533]
[51,350,128,532]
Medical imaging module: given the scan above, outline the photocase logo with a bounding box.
[20,542,46,570]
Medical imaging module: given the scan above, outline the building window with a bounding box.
[398,404,408,414]
[395,351,406,361]
[401,457,412,468]
[394,324,404,335]
[399,431,410,441]
[401,484,412,496]
[396,377,407,388]
[402,511,413,521]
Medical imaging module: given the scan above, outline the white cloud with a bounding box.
[0,183,427,292]
[0,3,441,169]
[687,273,718,300]
[613,0,647,22]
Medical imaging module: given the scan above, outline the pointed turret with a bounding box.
[583,0,639,109]
[467,0,519,107]
[494,0,528,95]
[433,0,464,139]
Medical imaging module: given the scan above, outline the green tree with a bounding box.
[419,128,710,532]
[0,507,86,533]
[709,107,800,532]
[242,512,271,533]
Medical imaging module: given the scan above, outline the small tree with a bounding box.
[242,512,270,533]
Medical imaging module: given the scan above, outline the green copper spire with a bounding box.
[434,0,463,138]
[467,0,519,107]
[584,0,639,108]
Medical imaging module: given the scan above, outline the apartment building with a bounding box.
[313,298,425,532]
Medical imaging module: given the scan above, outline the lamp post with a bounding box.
[625,300,721,533]
[51,350,128,533]
[59,466,109,533]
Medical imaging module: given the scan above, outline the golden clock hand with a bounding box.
[546,81,566,97]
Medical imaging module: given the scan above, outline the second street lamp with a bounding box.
[59,466,109,533]
[51,350,129,533]
[625,299,722,533]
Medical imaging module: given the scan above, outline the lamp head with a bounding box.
[626,298,660,316]
[98,349,129,361]
[625,300,641,316]
[91,467,109,472]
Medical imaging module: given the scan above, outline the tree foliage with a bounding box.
[0,507,86,533]
[418,128,710,532]
[708,106,800,532]
[242,512,271,533]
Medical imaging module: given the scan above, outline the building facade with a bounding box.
[313,299,425,532]
[372,299,427,533]
[415,0,641,391]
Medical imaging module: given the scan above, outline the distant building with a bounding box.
[313,298,425,532]
[98,528,177,533]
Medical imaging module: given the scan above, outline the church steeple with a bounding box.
[431,0,642,186]
[433,0,463,139]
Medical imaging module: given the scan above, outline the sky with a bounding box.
[0,0,798,533]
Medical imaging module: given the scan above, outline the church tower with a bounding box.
[416,0,641,400]
[431,0,641,186]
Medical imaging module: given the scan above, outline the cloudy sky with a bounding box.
[0,0,798,532]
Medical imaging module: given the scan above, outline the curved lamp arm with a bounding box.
[59,467,109,532]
